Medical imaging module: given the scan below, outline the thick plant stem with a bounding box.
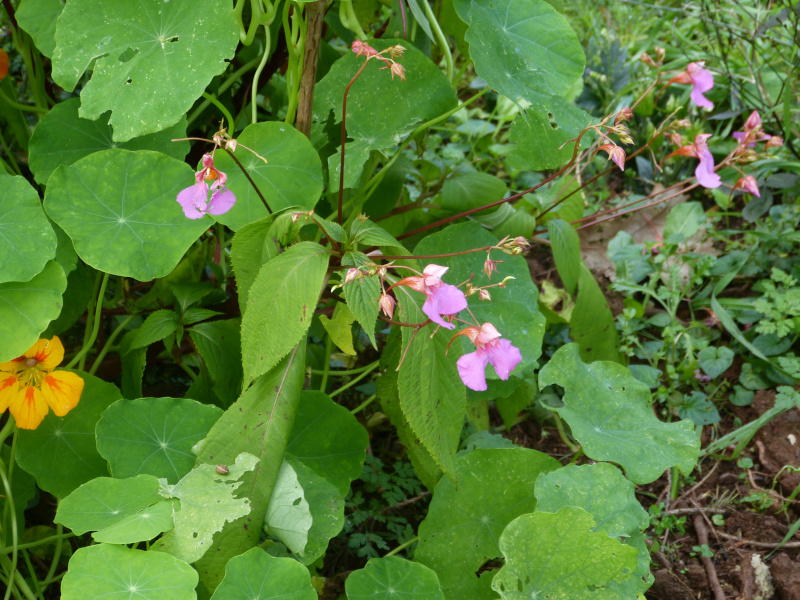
[251,25,272,125]
[295,0,328,138]
[89,314,136,376]
[420,0,453,81]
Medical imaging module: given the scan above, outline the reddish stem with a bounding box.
[339,59,371,224]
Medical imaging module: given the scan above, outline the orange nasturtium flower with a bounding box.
[0,337,84,430]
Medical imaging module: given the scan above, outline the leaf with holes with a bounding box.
[44,149,208,281]
[96,397,223,484]
[51,0,239,141]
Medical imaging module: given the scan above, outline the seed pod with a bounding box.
[216,464,229,475]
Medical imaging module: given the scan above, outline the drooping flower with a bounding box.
[667,62,715,109]
[392,264,468,329]
[598,143,626,171]
[664,133,721,189]
[176,153,236,219]
[452,323,522,391]
[0,337,84,430]
[734,175,760,198]
[733,111,770,147]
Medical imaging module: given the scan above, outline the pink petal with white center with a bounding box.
[457,349,490,391]
[476,323,502,345]
[422,284,467,329]
[485,339,522,380]
[206,188,237,216]
[177,182,209,219]
[423,264,449,279]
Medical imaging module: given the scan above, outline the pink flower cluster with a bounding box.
[665,133,721,189]
[176,153,236,219]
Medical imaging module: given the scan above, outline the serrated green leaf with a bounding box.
[210,547,316,600]
[52,0,239,141]
[229,215,280,313]
[341,251,382,348]
[491,507,638,600]
[44,149,209,281]
[189,320,243,407]
[548,219,581,295]
[415,448,560,599]
[96,397,223,483]
[241,242,329,385]
[16,0,63,57]
[16,372,122,498]
[181,307,222,325]
[62,545,198,600]
[28,98,189,185]
[538,344,699,484]
[347,557,445,600]
[212,123,323,230]
[351,219,406,249]
[319,303,356,355]
[0,261,67,362]
[0,172,57,284]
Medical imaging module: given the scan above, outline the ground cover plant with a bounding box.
[0,0,798,599]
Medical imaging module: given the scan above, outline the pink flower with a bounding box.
[668,62,715,109]
[453,323,522,391]
[665,133,721,189]
[393,264,467,329]
[176,153,236,219]
[733,111,770,147]
[734,175,760,197]
[694,369,711,383]
[598,143,626,171]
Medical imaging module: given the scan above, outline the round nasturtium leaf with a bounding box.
[414,448,560,599]
[91,498,175,544]
[491,508,638,600]
[16,372,122,499]
[44,149,209,281]
[346,557,445,600]
[211,122,323,230]
[51,0,239,142]
[0,172,57,284]
[0,260,67,363]
[96,397,223,483]
[29,98,190,185]
[61,544,198,600]
[210,547,316,600]
[16,0,63,57]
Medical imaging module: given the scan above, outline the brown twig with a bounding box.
[295,0,328,137]
[380,491,430,514]
[714,531,800,549]
[693,514,727,600]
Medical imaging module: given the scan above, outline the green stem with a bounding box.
[384,536,418,557]
[0,88,46,114]
[177,361,197,381]
[187,57,262,127]
[310,361,380,376]
[0,554,36,600]
[251,25,272,125]
[339,0,367,40]
[0,454,19,600]
[338,59,371,224]
[350,393,377,415]
[420,0,453,81]
[553,413,580,454]
[669,466,680,500]
[42,524,63,590]
[319,336,333,392]
[0,533,75,556]
[201,93,235,132]
[20,551,42,600]
[329,361,380,398]
[89,314,136,376]
[66,272,110,370]
[0,127,21,175]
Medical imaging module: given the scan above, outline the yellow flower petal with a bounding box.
[9,386,49,430]
[0,374,19,412]
[32,337,65,372]
[40,371,84,417]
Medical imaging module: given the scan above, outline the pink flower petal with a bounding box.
[457,349,490,391]
[485,339,522,380]
[423,264,449,279]
[177,182,209,219]
[695,149,721,189]
[687,63,714,109]
[422,284,467,328]
[206,188,236,216]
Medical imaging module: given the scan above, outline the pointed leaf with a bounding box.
[319,303,356,355]
[548,218,581,295]
[341,251,382,348]
[571,263,623,363]
[230,215,280,312]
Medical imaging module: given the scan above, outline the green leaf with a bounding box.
[230,215,280,313]
[347,557,445,600]
[395,285,465,480]
[0,172,57,284]
[491,507,638,600]
[44,263,93,338]
[189,320,243,407]
[156,452,259,564]
[351,218,407,249]
[121,346,147,399]
[319,303,357,355]
[16,372,122,498]
[495,380,535,429]
[29,98,189,185]
[264,459,312,555]
[0,445,36,533]
[16,0,63,57]
[96,397,223,483]
[241,242,329,386]
[538,344,699,484]
[92,498,175,544]
[571,263,623,363]
[414,448,560,599]
[61,544,198,600]
[0,261,67,362]
[212,123,324,230]
[122,310,180,352]
[698,346,734,379]
[463,0,585,100]
[314,39,457,187]
[663,201,706,243]
[286,390,369,496]
[185,347,305,592]
[548,219,581,295]
[341,251,382,348]
[44,149,209,280]
[210,547,316,600]
[678,391,721,426]
[51,0,239,142]
[440,172,507,215]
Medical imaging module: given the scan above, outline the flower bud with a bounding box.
[614,108,633,125]
[640,52,656,68]
[478,289,491,301]
[655,47,665,61]
[484,257,498,279]
[513,236,531,249]
[672,119,692,129]
[389,62,406,81]
[765,136,783,149]
[734,175,760,197]
[225,138,238,152]
[379,293,396,319]
[388,44,406,60]
[343,268,361,285]
[599,144,626,171]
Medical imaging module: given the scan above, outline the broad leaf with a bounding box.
[538,343,700,484]
[319,303,357,355]
[414,448,560,599]
[0,261,66,362]
[16,372,122,498]
[52,0,239,141]
[44,149,209,281]
[189,320,243,406]
[440,172,506,215]
[212,123,324,230]
[571,263,623,363]
[491,508,638,600]
[210,547,316,600]
[698,346,734,379]
[16,0,63,57]
[29,98,189,185]
[61,545,198,600]
[347,557,445,600]
[96,397,223,483]
[548,219,581,295]
[229,215,279,312]
[0,172,57,284]
[341,251,382,348]
[241,242,329,386]
[92,499,175,544]
[663,201,706,243]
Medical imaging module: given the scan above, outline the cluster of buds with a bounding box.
[290,209,315,224]
[464,276,515,302]
[352,40,407,81]
[733,111,782,151]
[497,236,531,256]
[211,123,268,164]
[591,108,635,172]
[640,47,665,69]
